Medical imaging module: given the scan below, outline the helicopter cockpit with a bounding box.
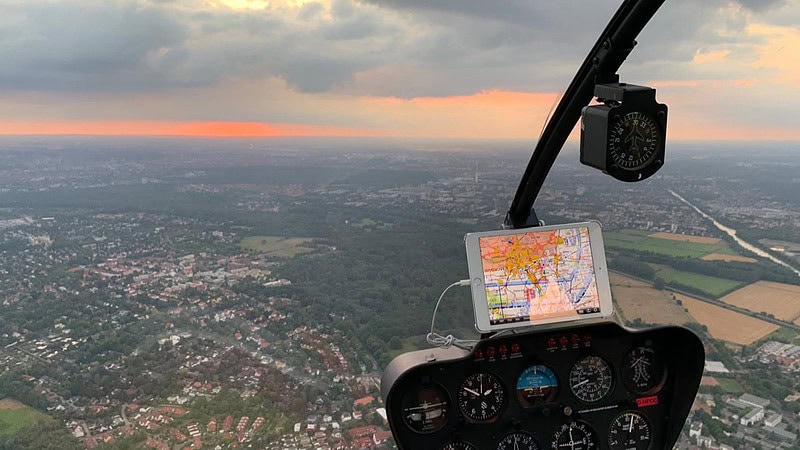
[381,1,707,448]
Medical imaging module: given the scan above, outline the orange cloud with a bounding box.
[0,121,393,138]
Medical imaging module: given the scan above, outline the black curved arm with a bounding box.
[505,0,666,229]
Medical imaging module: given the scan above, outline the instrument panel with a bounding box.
[381,321,703,450]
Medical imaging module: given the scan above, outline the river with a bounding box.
[669,190,800,279]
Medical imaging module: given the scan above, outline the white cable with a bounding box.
[426,279,478,351]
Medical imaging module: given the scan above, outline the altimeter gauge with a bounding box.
[608,411,652,450]
[458,372,506,422]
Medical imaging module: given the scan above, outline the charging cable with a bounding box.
[426,279,478,350]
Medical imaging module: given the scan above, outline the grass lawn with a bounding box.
[716,378,744,395]
[604,230,736,258]
[240,236,315,258]
[0,401,50,437]
[762,327,800,345]
[655,267,743,298]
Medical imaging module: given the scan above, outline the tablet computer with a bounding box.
[465,221,613,333]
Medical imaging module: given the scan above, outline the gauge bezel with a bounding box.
[457,371,507,423]
[608,410,653,450]
[621,345,667,395]
[551,421,600,450]
[400,382,451,434]
[515,364,560,408]
[568,355,615,404]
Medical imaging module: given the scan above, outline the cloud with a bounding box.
[1,0,778,97]
[0,0,798,140]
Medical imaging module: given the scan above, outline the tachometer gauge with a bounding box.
[551,422,599,450]
[497,431,540,450]
[401,385,449,433]
[516,364,558,407]
[442,443,478,450]
[608,411,652,450]
[622,346,664,394]
[458,372,505,422]
[569,356,614,403]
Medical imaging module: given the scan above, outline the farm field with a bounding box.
[610,272,693,326]
[720,281,800,322]
[240,236,315,258]
[654,268,743,299]
[648,232,720,244]
[700,253,757,263]
[0,399,50,437]
[675,294,779,345]
[604,230,737,259]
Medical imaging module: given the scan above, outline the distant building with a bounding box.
[739,393,770,409]
[740,408,764,426]
[704,360,730,373]
[689,422,702,439]
[764,413,782,427]
[763,425,797,443]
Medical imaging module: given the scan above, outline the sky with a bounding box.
[0,0,799,140]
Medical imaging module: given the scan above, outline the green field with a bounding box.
[605,230,736,258]
[654,267,743,298]
[717,378,744,395]
[763,327,800,345]
[0,400,50,437]
[240,236,315,258]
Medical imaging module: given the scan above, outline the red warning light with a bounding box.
[499,345,508,355]
[511,343,521,353]
[559,336,569,347]
[486,347,496,358]
[474,349,483,359]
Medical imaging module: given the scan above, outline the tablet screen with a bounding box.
[478,226,601,325]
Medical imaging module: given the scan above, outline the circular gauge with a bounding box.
[551,422,599,450]
[516,365,558,407]
[442,443,478,450]
[497,431,540,450]
[608,411,652,450]
[458,372,505,422]
[569,356,614,404]
[401,384,449,434]
[622,346,664,394]
[608,111,660,170]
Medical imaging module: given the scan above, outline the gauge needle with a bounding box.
[629,417,634,433]
[573,379,589,388]
[463,387,481,396]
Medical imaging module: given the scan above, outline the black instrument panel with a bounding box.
[381,322,704,450]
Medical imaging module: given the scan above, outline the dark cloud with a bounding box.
[736,0,787,11]
[0,0,788,98]
[0,2,187,91]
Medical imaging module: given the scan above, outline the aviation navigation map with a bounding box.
[479,226,601,324]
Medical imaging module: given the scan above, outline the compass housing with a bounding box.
[580,83,667,182]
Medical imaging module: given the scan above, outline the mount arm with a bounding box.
[504,0,667,229]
